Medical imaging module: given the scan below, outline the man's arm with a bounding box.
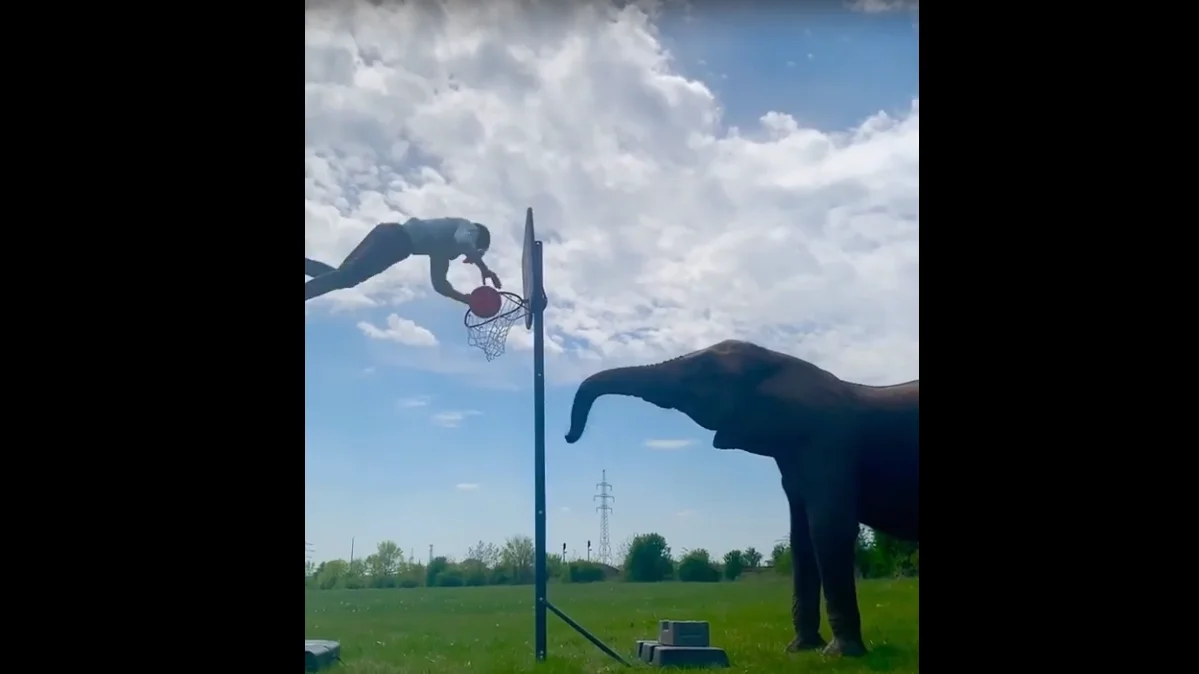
[462,249,491,273]
[429,256,471,305]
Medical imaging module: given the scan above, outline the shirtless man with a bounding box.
[305,217,501,304]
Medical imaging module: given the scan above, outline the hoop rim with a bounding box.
[463,290,527,328]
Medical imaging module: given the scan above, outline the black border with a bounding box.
[929,3,1081,670]
[74,7,295,669]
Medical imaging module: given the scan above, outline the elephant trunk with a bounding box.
[565,365,665,443]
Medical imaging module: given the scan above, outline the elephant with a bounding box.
[564,340,918,657]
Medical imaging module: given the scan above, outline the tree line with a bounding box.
[304,527,919,590]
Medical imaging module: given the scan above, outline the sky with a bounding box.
[304,0,919,566]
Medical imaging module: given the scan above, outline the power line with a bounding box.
[593,469,614,566]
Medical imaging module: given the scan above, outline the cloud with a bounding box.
[560,506,571,513]
[644,439,692,450]
[305,1,918,385]
[397,395,431,408]
[847,0,919,12]
[676,510,697,519]
[456,483,480,491]
[432,410,481,428]
[357,314,438,347]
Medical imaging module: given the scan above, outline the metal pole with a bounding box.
[528,237,626,667]
[532,240,547,662]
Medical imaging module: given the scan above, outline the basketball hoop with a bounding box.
[464,291,528,361]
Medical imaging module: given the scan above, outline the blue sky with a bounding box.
[304,1,919,566]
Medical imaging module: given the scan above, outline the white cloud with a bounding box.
[357,314,438,347]
[305,0,918,385]
[432,410,481,428]
[644,439,692,450]
[456,482,480,491]
[677,510,697,519]
[397,395,431,408]
[560,506,572,513]
[847,0,919,13]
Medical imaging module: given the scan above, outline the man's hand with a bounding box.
[467,253,502,289]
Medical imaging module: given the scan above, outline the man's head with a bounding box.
[473,223,491,253]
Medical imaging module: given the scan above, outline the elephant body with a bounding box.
[564,340,918,657]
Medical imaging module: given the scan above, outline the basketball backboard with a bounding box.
[521,207,536,330]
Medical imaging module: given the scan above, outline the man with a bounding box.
[305,217,501,304]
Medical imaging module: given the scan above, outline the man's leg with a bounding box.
[305,258,337,278]
[305,272,349,301]
[305,223,412,302]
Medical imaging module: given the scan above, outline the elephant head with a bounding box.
[565,340,858,452]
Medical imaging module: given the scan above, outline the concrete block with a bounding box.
[636,639,659,662]
[652,645,730,668]
[658,620,710,647]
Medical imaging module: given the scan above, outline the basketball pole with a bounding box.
[530,228,628,667]
[532,239,548,661]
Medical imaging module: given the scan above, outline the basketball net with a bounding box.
[464,291,528,361]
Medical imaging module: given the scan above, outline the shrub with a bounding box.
[678,549,720,582]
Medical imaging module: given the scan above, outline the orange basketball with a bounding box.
[469,286,502,318]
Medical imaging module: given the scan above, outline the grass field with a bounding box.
[305,577,918,673]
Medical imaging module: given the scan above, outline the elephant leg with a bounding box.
[784,492,826,652]
[799,445,868,657]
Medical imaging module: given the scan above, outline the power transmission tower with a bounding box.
[305,541,313,561]
[593,469,615,565]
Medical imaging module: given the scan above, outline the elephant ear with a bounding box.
[710,358,792,452]
[711,354,852,453]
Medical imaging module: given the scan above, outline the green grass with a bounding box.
[305,577,918,673]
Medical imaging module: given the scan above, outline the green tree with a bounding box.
[373,540,404,575]
[545,553,565,581]
[345,558,366,589]
[500,535,535,585]
[316,559,349,589]
[458,558,488,586]
[463,540,498,586]
[771,541,792,575]
[722,549,745,581]
[465,541,500,569]
[399,561,425,588]
[567,561,606,583]
[871,531,919,577]
[678,549,721,582]
[742,546,762,570]
[436,568,465,587]
[426,556,450,587]
[623,533,674,582]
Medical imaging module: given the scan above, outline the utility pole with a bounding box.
[593,469,615,565]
